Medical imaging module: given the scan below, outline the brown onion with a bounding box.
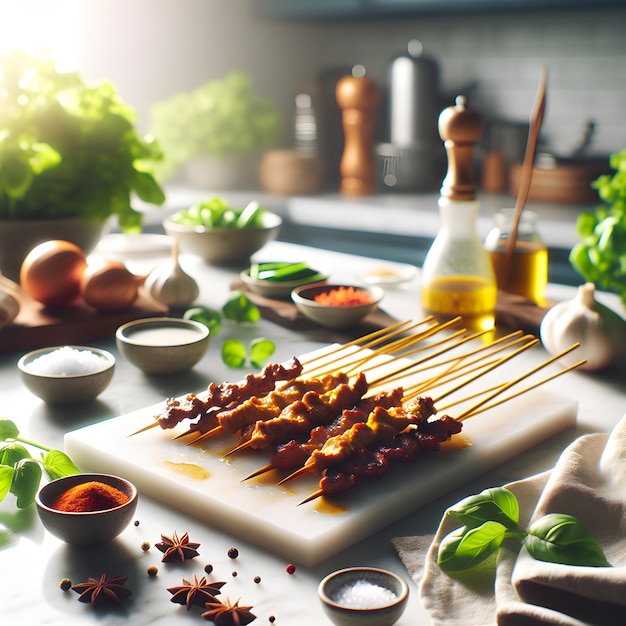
[81,259,145,312]
[20,240,87,307]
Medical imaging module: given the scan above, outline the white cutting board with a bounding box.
[65,346,577,567]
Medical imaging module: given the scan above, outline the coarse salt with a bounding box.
[27,346,108,376]
[334,579,397,609]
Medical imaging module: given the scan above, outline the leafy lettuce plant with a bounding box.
[437,487,609,573]
[0,50,165,232]
[150,71,282,181]
[570,149,626,308]
[0,418,80,509]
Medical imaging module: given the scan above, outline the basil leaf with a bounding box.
[222,290,260,323]
[222,339,247,368]
[10,458,42,508]
[0,442,30,466]
[42,450,81,481]
[249,338,276,369]
[447,487,521,531]
[0,465,14,501]
[184,306,222,336]
[526,513,610,567]
[438,521,507,572]
[0,419,20,442]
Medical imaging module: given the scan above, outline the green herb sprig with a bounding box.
[0,419,80,509]
[569,149,626,308]
[437,487,610,573]
[184,290,276,369]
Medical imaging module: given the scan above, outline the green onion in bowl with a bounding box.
[250,261,327,283]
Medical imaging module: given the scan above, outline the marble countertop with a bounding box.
[1,239,623,625]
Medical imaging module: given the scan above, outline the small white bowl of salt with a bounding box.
[318,567,409,626]
[18,345,115,404]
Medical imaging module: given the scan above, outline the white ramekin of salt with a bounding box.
[318,567,409,626]
[18,345,115,404]
[26,346,110,376]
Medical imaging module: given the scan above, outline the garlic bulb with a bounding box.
[144,240,199,308]
[0,287,20,328]
[540,282,626,371]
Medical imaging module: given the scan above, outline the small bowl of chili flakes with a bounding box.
[36,473,138,545]
[291,283,383,329]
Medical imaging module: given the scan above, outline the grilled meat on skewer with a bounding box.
[266,387,405,473]
[312,414,462,500]
[152,357,304,432]
[229,373,369,454]
[215,373,349,436]
[282,396,436,482]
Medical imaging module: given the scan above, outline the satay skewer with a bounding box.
[296,346,584,505]
[279,338,540,485]
[242,335,537,482]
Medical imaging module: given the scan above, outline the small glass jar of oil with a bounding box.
[484,208,548,304]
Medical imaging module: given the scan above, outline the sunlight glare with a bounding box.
[0,0,83,69]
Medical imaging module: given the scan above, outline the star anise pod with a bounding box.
[155,531,200,562]
[71,573,132,607]
[167,574,226,609]
[201,596,256,625]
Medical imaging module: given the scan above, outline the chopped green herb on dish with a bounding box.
[170,197,266,230]
[249,261,326,284]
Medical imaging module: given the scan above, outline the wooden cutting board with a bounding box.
[0,293,168,353]
[65,344,577,566]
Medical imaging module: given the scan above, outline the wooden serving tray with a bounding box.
[0,292,168,353]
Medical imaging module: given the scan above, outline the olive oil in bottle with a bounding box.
[420,96,497,332]
[484,208,548,304]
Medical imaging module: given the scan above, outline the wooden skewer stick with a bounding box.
[224,438,253,457]
[304,318,440,380]
[340,318,462,378]
[455,344,581,421]
[128,420,162,437]
[460,358,586,419]
[432,337,539,405]
[242,463,275,481]
[397,331,531,399]
[299,319,419,376]
[404,332,533,399]
[367,327,480,390]
[298,489,324,506]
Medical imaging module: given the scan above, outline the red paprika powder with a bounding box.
[51,480,130,512]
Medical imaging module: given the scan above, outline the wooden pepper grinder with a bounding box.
[438,94,483,201]
[336,65,380,196]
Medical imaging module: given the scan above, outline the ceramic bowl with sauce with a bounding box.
[17,345,115,404]
[116,317,210,374]
[163,210,282,265]
[291,284,384,329]
[318,567,409,626]
[36,473,138,545]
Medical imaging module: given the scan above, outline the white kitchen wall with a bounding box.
[76,0,625,158]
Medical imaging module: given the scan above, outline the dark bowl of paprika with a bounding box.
[35,473,138,545]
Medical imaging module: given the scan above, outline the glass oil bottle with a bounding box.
[420,96,497,332]
[484,208,548,304]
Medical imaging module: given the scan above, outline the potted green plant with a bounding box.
[149,71,282,188]
[0,50,165,278]
[569,149,626,308]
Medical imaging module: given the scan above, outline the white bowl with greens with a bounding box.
[163,197,282,265]
[240,261,328,300]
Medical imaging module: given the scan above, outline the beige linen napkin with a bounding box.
[393,414,626,626]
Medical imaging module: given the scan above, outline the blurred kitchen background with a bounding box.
[4,0,625,284]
